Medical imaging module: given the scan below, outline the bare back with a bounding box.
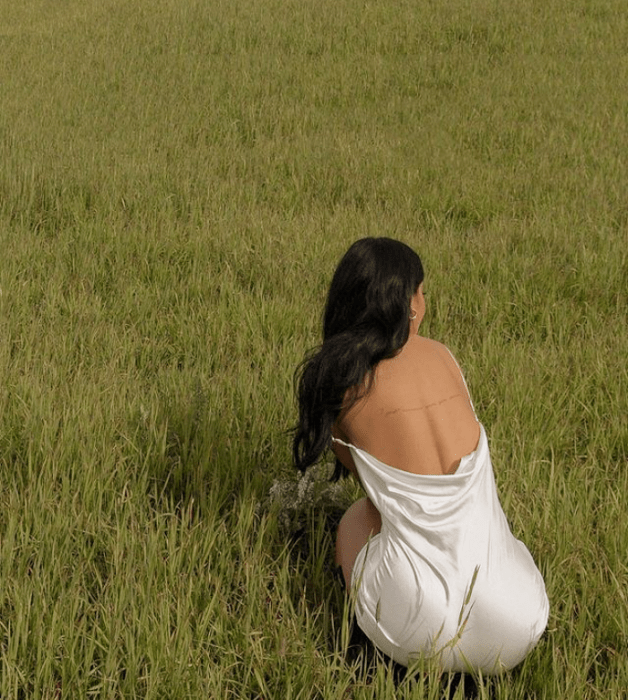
[337,336,480,476]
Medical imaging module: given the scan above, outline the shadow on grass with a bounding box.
[130,382,248,520]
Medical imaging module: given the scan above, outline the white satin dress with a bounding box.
[332,424,549,673]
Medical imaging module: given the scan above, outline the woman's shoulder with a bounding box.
[403,336,467,383]
[406,335,457,362]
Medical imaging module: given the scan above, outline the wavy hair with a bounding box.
[292,237,424,479]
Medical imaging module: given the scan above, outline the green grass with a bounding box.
[1,0,627,696]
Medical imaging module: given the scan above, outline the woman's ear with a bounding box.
[410,283,426,333]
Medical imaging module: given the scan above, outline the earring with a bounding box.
[409,309,417,320]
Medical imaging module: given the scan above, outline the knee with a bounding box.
[335,497,381,589]
[337,497,380,540]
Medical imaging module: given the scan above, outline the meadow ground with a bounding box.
[1,0,627,697]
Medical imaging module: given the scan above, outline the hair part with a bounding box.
[293,237,424,479]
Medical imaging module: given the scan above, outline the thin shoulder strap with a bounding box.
[331,435,353,449]
[445,347,478,419]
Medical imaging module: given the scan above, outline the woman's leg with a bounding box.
[335,497,381,589]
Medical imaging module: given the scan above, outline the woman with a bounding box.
[293,238,549,673]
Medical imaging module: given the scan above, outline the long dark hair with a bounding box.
[292,237,424,479]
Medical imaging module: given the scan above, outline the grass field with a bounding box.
[1,0,627,696]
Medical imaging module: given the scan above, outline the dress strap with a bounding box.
[331,435,353,449]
